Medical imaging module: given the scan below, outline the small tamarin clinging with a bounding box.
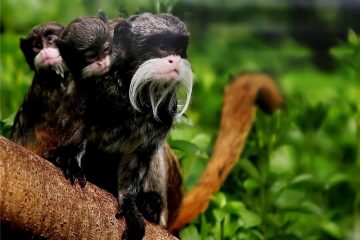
[55,16,112,81]
[47,13,193,240]
[11,22,68,153]
[43,15,113,187]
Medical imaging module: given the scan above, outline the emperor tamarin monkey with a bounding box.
[43,15,113,187]
[7,22,68,240]
[77,13,193,239]
[11,22,67,153]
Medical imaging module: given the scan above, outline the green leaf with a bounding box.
[238,229,264,240]
[200,213,211,240]
[223,214,241,237]
[290,174,313,185]
[321,221,345,239]
[223,201,246,215]
[171,140,202,156]
[179,225,202,240]
[243,178,260,190]
[239,209,262,228]
[275,189,306,208]
[326,173,350,189]
[212,209,227,222]
[348,29,359,46]
[239,158,260,180]
[191,133,211,149]
[211,192,227,208]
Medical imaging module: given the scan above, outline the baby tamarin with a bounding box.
[43,15,113,186]
[55,16,112,81]
[82,13,192,239]
[11,22,67,152]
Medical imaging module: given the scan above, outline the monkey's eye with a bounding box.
[103,43,111,54]
[33,40,42,49]
[47,35,56,44]
[158,42,167,50]
[85,52,97,63]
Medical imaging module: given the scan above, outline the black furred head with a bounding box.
[56,16,112,80]
[113,13,193,121]
[113,13,190,69]
[20,22,64,70]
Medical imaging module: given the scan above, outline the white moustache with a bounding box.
[82,55,111,79]
[34,48,66,78]
[129,57,193,121]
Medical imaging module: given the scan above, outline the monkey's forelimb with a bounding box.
[168,73,284,231]
[0,136,177,240]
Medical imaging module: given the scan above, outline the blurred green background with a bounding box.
[1,0,360,239]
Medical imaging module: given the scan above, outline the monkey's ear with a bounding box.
[54,39,73,62]
[54,39,81,78]
[98,10,108,23]
[113,21,131,48]
[20,37,36,70]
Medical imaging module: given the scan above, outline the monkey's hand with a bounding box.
[115,195,145,240]
[44,144,86,187]
[136,191,164,224]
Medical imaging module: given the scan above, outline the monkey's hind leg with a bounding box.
[138,145,169,226]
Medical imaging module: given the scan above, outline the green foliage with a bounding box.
[1,1,359,239]
[178,31,360,240]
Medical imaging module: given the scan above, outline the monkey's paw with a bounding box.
[114,195,146,239]
[44,145,86,187]
[136,191,163,224]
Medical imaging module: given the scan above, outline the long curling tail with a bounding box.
[168,73,284,232]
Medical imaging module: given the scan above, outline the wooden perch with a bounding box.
[169,73,283,231]
[0,136,176,240]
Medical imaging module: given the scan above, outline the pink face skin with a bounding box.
[154,55,182,81]
[81,54,111,79]
[34,47,63,71]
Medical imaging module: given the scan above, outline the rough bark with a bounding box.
[0,136,177,240]
[168,73,283,231]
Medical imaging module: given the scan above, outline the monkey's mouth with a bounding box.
[157,69,180,81]
[35,48,63,70]
[42,56,62,66]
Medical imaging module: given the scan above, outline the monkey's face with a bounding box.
[20,23,65,76]
[81,40,112,79]
[57,17,112,80]
[114,13,193,120]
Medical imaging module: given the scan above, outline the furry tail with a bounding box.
[168,73,284,231]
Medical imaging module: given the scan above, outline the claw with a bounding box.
[43,145,86,187]
[78,176,86,188]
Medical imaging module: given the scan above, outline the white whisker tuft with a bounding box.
[82,62,97,79]
[129,58,193,121]
[53,61,67,78]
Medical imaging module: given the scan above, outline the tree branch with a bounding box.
[0,136,177,240]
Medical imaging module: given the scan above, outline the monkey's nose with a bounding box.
[165,55,181,65]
